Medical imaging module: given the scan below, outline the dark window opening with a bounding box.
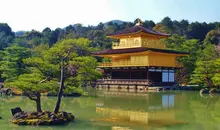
[149,72,162,82]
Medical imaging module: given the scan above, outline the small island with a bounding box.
[11,109,74,125]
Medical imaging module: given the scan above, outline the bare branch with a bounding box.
[64,49,71,59]
[38,76,51,84]
[63,44,77,59]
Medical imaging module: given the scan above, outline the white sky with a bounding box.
[0,0,121,31]
[0,0,219,32]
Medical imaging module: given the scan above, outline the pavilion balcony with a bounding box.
[98,61,183,68]
[98,61,146,67]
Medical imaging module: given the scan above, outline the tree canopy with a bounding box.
[4,38,101,112]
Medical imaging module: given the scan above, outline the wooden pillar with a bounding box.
[147,67,149,80]
[110,69,112,79]
[168,68,169,82]
[129,69,132,80]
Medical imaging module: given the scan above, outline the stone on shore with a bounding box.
[11,107,23,116]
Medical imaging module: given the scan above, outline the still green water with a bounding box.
[0,90,220,130]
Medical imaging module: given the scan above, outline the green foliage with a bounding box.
[190,44,220,87]
[142,20,155,29]
[153,24,172,33]
[187,22,215,41]
[161,34,202,83]
[24,30,42,40]
[0,23,14,36]
[13,38,29,48]
[1,17,220,53]
[200,43,219,60]
[24,57,59,78]
[211,59,220,86]
[161,17,173,28]
[0,32,14,50]
[45,38,101,86]
[5,73,58,93]
[190,60,215,87]
[69,56,101,87]
[10,38,101,94]
[42,27,58,46]
[104,24,117,34]
[0,45,30,82]
[87,30,112,49]
[204,29,220,45]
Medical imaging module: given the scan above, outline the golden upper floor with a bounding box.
[112,37,166,49]
[108,19,170,50]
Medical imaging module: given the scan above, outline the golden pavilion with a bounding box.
[92,19,189,87]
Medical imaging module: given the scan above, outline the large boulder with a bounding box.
[11,107,23,116]
[200,88,209,94]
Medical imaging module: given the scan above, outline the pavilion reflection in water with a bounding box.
[95,93,177,125]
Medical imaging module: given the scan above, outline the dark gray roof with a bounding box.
[108,25,171,37]
[92,47,189,55]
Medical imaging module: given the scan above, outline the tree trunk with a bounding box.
[35,92,42,112]
[25,92,42,112]
[54,59,65,114]
[205,72,213,87]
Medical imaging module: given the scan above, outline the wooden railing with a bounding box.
[97,79,150,86]
[99,61,182,68]
[98,61,145,67]
[99,62,112,67]
[96,79,175,87]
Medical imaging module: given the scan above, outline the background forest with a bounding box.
[0,17,220,87]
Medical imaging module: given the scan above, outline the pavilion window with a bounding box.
[149,68,155,72]
[156,69,162,72]
[168,70,175,82]
[135,40,139,46]
[162,72,169,82]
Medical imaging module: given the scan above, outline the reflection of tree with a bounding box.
[187,93,220,130]
[200,94,219,115]
[74,97,96,108]
[174,92,196,123]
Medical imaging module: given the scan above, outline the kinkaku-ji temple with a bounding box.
[92,19,189,89]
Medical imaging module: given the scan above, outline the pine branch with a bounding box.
[23,92,37,101]
[38,76,51,84]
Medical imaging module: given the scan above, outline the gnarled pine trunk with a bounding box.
[54,59,65,114]
[35,92,42,112]
[25,92,42,112]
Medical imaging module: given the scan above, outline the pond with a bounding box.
[0,90,220,130]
